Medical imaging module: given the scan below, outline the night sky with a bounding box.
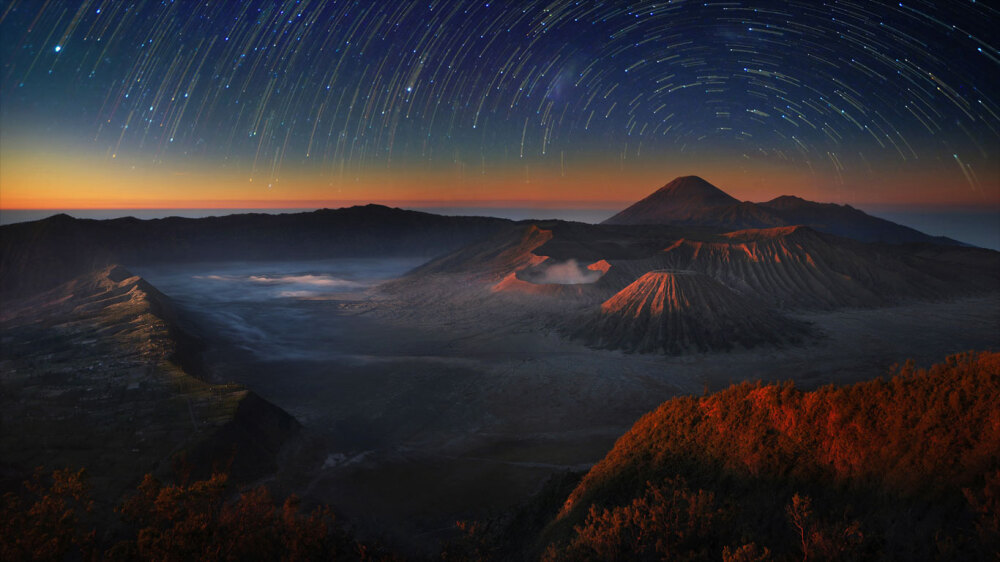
[1,0,997,209]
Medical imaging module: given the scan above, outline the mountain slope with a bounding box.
[0,266,299,503]
[385,218,998,353]
[641,226,963,309]
[575,225,994,311]
[603,176,967,246]
[532,351,1000,561]
[575,270,807,354]
[759,195,963,245]
[602,176,744,225]
[404,223,555,282]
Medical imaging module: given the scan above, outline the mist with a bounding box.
[533,259,603,285]
[132,258,426,360]
[138,258,424,302]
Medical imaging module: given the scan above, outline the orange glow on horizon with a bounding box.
[2,143,997,211]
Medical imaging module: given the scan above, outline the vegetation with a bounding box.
[1,468,96,561]
[531,351,1000,561]
[1,468,397,561]
[4,352,997,560]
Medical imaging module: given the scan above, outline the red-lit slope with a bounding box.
[602,226,960,310]
[405,223,554,282]
[577,270,806,354]
[535,352,1000,560]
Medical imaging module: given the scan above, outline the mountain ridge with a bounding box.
[0,265,300,503]
[603,176,967,246]
[0,204,513,299]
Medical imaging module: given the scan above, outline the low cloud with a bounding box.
[195,273,362,288]
[192,272,365,300]
[535,259,603,285]
[248,274,362,288]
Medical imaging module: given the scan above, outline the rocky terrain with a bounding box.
[614,225,993,309]
[385,205,998,354]
[576,270,808,354]
[0,266,298,505]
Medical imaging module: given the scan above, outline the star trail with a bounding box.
[1,0,997,208]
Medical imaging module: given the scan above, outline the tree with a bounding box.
[0,467,96,561]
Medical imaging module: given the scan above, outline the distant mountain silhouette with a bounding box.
[602,176,742,224]
[0,205,511,298]
[603,176,966,246]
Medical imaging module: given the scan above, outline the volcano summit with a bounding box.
[604,176,965,246]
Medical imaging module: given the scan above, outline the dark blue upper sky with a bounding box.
[1,1,997,206]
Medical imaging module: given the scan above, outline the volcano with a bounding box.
[618,225,968,310]
[575,270,806,354]
[602,176,745,225]
[603,176,965,246]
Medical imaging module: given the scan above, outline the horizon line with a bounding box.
[2,199,998,213]
[0,199,632,211]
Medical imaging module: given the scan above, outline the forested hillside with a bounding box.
[534,351,999,561]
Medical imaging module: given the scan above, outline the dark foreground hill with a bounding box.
[0,205,511,298]
[0,266,298,506]
[603,176,966,246]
